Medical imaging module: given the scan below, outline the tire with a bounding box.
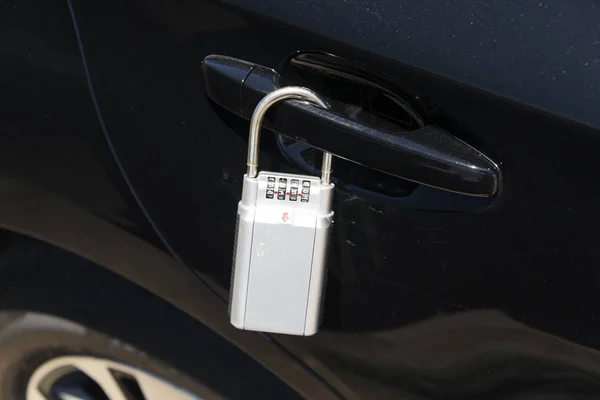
[0,311,217,399]
[0,233,299,400]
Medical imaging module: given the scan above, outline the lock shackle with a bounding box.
[247,86,333,184]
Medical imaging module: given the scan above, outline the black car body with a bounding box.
[2,0,600,398]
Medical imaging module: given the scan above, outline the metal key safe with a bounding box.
[229,87,334,336]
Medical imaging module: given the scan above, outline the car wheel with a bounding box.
[0,311,216,400]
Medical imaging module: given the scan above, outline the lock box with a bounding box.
[230,172,334,336]
[229,86,334,336]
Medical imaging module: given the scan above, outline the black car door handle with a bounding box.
[203,55,501,197]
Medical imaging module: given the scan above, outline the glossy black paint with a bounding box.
[204,55,501,197]
[231,0,600,129]
[4,0,600,398]
[0,0,156,241]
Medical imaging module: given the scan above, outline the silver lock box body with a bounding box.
[229,87,334,336]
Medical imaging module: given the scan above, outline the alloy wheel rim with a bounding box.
[26,355,203,400]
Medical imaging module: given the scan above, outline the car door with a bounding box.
[72,0,600,398]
